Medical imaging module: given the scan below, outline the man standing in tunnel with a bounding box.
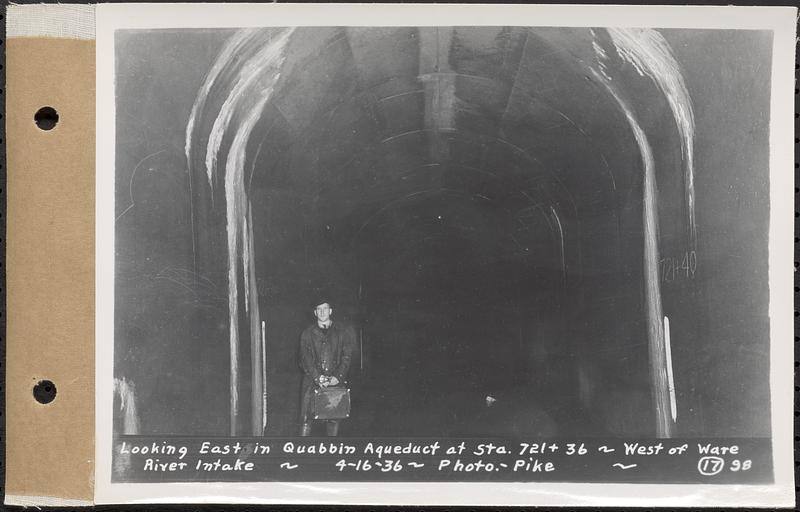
[299,297,357,436]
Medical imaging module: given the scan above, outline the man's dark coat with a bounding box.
[299,321,357,422]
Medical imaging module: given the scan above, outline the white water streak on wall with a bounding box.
[114,377,140,435]
[205,29,294,192]
[589,30,613,82]
[184,28,260,188]
[607,28,697,246]
[224,89,279,434]
[189,27,293,434]
[549,205,566,287]
[246,204,264,435]
[242,211,251,314]
[590,68,672,438]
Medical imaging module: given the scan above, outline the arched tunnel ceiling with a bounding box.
[246,26,647,274]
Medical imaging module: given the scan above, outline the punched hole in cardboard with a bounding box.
[33,379,57,404]
[34,106,59,131]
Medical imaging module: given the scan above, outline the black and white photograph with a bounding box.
[95,3,794,506]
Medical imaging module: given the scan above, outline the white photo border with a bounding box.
[95,3,796,506]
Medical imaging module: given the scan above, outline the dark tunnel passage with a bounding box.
[254,182,591,437]
[113,26,774,440]
[251,180,621,438]
[350,196,580,438]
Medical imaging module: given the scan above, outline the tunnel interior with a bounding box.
[113,26,773,439]
[240,27,651,437]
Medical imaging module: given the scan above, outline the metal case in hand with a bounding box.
[313,387,351,420]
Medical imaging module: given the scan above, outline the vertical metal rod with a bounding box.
[664,316,677,424]
[261,320,267,433]
[358,277,364,372]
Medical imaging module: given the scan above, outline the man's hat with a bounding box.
[311,291,332,309]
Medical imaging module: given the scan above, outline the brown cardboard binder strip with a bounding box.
[6,4,96,506]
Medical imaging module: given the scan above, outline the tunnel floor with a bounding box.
[290,282,605,438]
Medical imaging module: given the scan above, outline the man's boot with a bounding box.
[300,423,312,436]
[326,420,339,437]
